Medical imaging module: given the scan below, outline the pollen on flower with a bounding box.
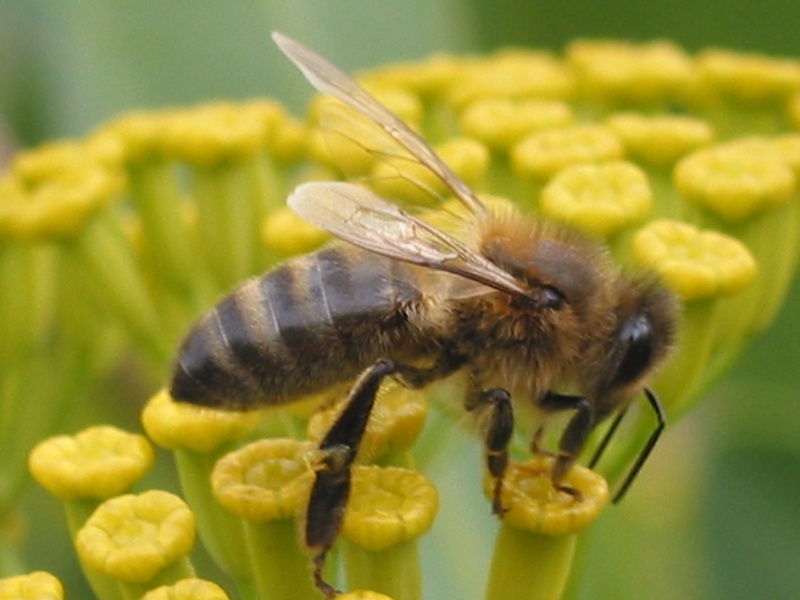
[540,161,652,238]
[75,490,196,584]
[459,98,574,150]
[483,456,609,536]
[674,144,795,221]
[307,381,428,463]
[632,219,757,300]
[340,465,438,552]
[28,425,154,501]
[211,438,316,522]
[139,578,231,600]
[606,113,715,167]
[141,388,261,454]
[511,124,624,181]
[0,571,63,600]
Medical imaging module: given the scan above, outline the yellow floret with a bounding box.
[101,110,174,164]
[159,102,271,165]
[566,40,693,105]
[341,466,438,552]
[632,219,757,300]
[141,388,261,454]
[0,160,124,241]
[606,113,715,167]
[446,49,574,108]
[28,426,154,501]
[336,592,395,600]
[75,490,196,584]
[459,98,574,150]
[697,48,800,104]
[211,438,316,522]
[675,144,795,221]
[511,124,624,181]
[140,578,231,600]
[483,456,609,536]
[360,53,462,97]
[262,205,329,255]
[0,572,63,600]
[540,161,652,238]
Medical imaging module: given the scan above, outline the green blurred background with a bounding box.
[1,1,798,599]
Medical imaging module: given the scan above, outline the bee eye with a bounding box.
[611,313,654,388]
[511,285,565,311]
[542,285,566,308]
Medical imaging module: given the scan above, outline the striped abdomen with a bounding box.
[170,245,424,409]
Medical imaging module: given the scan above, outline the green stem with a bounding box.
[65,212,169,362]
[191,162,259,292]
[485,525,576,600]
[243,518,320,600]
[173,448,258,597]
[342,539,422,600]
[128,158,197,298]
[64,499,125,600]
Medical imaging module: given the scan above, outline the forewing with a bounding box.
[289,181,528,297]
[272,32,487,217]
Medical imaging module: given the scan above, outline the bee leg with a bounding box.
[306,358,398,599]
[531,425,556,457]
[466,388,514,516]
[539,392,595,502]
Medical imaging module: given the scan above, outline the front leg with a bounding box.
[538,391,595,500]
[465,387,514,516]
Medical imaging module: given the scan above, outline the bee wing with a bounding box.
[289,181,528,297]
[272,31,487,218]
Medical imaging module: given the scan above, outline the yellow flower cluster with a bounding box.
[1,37,798,600]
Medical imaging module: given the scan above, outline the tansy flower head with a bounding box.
[675,144,795,222]
[511,124,624,181]
[633,219,757,301]
[139,578,231,600]
[142,388,261,454]
[75,490,196,585]
[540,160,652,238]
[0,572,63,600]
[211,438,316,522]
[29,426,154,501]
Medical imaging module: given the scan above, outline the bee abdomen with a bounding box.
[170,246,422,409]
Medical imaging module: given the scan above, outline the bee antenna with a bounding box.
[610,387,666,503]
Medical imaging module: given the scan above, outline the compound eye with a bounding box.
[611,313,654,388]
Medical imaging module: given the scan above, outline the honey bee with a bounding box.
[170,33,677,597]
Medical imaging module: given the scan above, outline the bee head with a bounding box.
[595,277,677,406]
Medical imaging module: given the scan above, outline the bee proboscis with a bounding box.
[169,32,677,598]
